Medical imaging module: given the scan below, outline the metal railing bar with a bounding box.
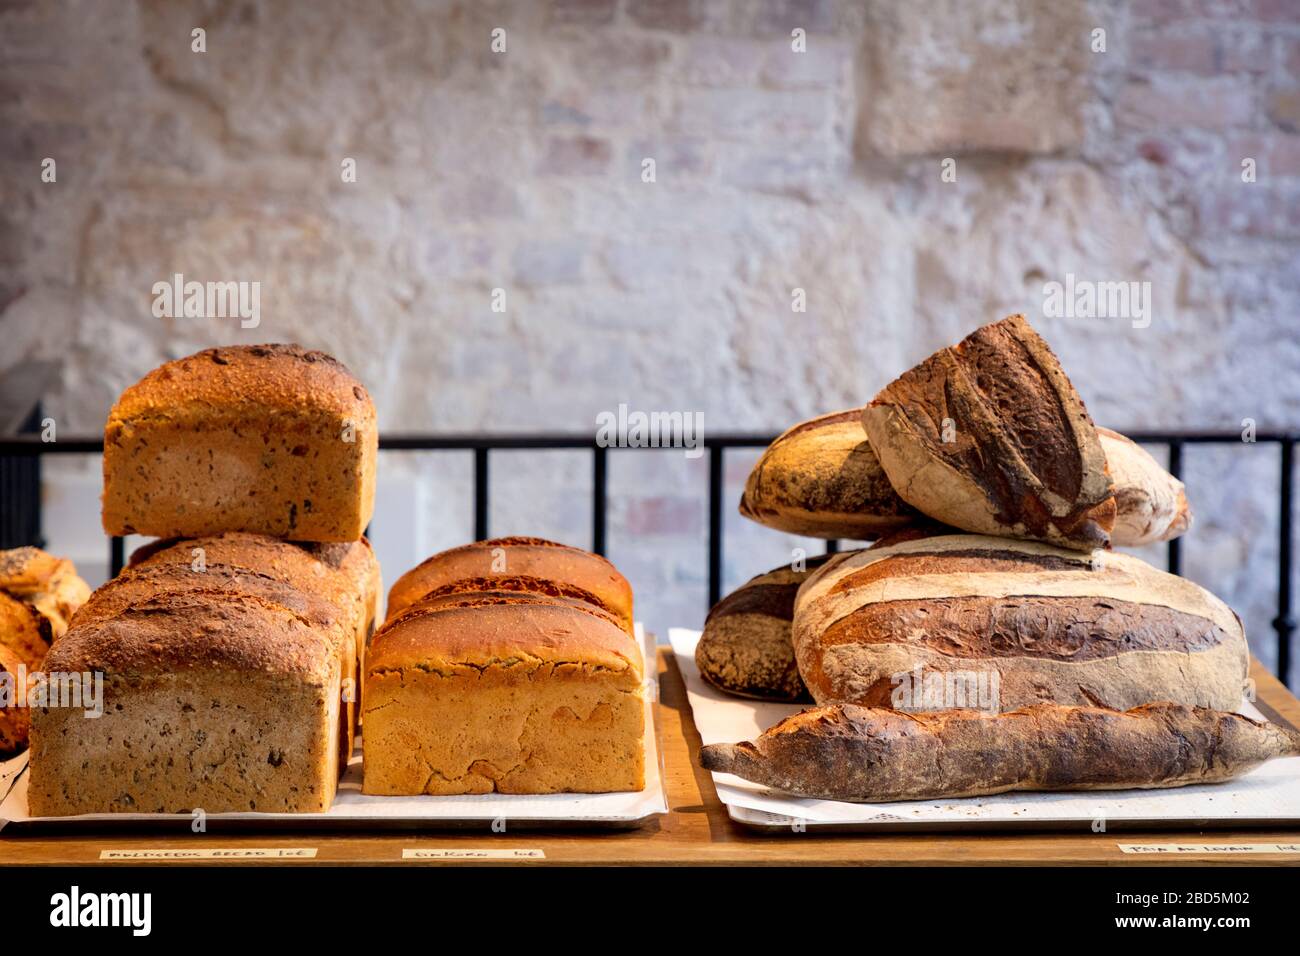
[473,448,489,541]
[1166,440,1184,577]
[708,446,724,609]
[1276,441,1295,689]
[592,446,608,557]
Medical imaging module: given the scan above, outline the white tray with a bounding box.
[669,627,1300,832]
[0,628,668,831]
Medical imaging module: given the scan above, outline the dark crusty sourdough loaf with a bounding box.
[102,344,377,542]
[861,315,1116,550]
[1099,427,1192,546]
[694,556,841,702]
[700,702,1300,802]
[792,533,1249,712]
[385,536,633,632]
[28,593,347,815]
[363,592,645,796]
[0,548,90,755]
[738,410,917,539]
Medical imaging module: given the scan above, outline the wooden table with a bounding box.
[2,653,1298,866]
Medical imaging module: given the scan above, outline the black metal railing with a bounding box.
[0,430,1295,686]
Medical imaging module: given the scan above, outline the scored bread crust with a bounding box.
[739,410,917,539]
[102,344,377,542]
[792,533,1249,712]
[385,536,633,631]
[1098,427,1192,546]
[699,701,1300,802]
[862,315,1115,550]
[363,598,645,796]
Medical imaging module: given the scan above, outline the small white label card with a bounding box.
[401,848,546,860]
[100,848,318,860]
[1118,843,1300,855]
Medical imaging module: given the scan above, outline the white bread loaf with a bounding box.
[792,533,1249,713]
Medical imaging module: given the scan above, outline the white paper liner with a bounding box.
[669,627,1300,830]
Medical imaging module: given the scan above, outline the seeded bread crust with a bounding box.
[102,344,377,542]
[363,597,645,796]
[385,536,633,632]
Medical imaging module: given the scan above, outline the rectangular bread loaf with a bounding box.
[792,533,1249,713]
[27,535,369,816]
[363,592,645,795]
[102,344,377,542]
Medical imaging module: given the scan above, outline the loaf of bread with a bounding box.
[792,532,1249,712]
[695,557,837,702]
[27,535,370,815]
[1099,427,1192,546]
[700,702,1300,802]
[738,410,917,539]
[102,344,377,542]
[0,548,90,755]
[861,315,1116,550]
[385,536,633,632]
[363,589,645,796]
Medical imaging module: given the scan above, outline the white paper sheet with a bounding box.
[0,627,667,830]
[669,627,1300,831]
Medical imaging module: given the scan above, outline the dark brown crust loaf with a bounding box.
[862,315,1115,550]
[739,410,917,539]
[700,702,1300,802]
[694,556,840,702]
[385,537,633,631]
[102,343,378,542]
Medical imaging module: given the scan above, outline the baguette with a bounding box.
[739,410,917,539]
[700,702,1300,802]
[862,315,1116,550]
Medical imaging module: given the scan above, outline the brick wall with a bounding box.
[1,0,1297,676]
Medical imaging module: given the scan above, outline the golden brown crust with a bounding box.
[0,546,90,641]
[700,702,1300,802]
[862,315,1115,550]
[385,537,633,630]
[102,344,377,541]
[739,410,917,539]
[1098,427,1193,546]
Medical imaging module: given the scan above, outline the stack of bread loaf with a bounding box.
[362,536,646,795]
[26,345,381,815]
[699,315,1300,801]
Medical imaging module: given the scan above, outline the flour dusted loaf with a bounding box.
[385,536,633,632]
[695,557,837,702]
[0,548,90,755]
[792,533,1249,712]
[862,315,1116,550]
[27,534,371,815]
[701,702,1300,802]
[102,344,377,542]
[363,553,645,795]
[1099,427,1192,546]
[739,410,916,539]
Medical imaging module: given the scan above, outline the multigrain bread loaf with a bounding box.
[0,548,90,755]
[862,315,1116,550]
[700,702,1300,802]
[1099,427,1192,546]
[695,556,840,702]
[363,593,645,795]
[28,594,345,815]
[738,410,916,539]
[126,533,380,666]
[792,533,1249,712]
[385,536,633,632]
[27,534,372,816]
[102,344,377,542]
